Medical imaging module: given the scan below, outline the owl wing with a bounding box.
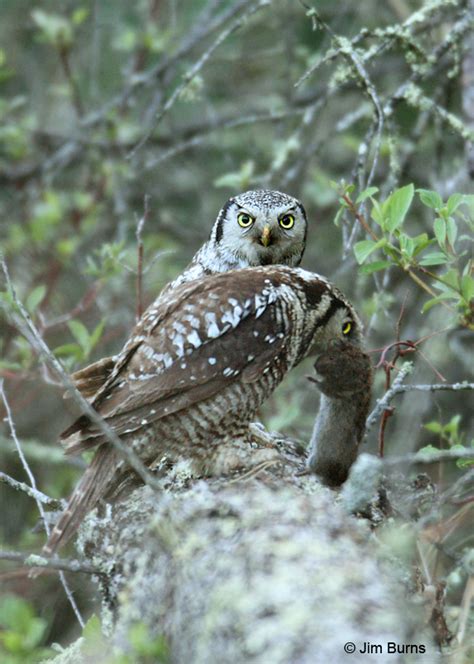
[61,270,297,454]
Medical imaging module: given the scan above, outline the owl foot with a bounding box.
[205,434,283,477]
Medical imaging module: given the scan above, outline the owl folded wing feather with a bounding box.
[61,272,292,454]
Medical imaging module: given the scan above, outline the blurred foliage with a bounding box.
[421,413,474,468]
[0,594,53,663]
[0,0,473,658]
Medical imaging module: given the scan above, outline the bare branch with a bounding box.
[365,362,414,435]
[0,254,163,494]
[385,9,474,116]
[0,435,86,468]
[83,0,257,129]
[0,550,103,576]
[135,194,151,320]
[0,377,84,627]
[128,0,271,157]
[366,363,474,436]
[383,447,474,467]
[144,107,305,170]
[57,46,84,119]
[0,471,62,508]
[298,3,384,189]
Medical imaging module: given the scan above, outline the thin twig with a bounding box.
[0,550,103,576]
[144,107,305,170]
[0,255,164,492]
[365,361,414,435]
[457,575,474,645]
[342,193,379,241]
[128,0,271,157]
[83,0,255,128]
[135,194,151,320]
[0,472,62,508]
[366,368,474,436]
[298,2,384,188]
[382,447,474,466]
[0,380,85,627]
[58,46,84,119]
[0,435,86,468]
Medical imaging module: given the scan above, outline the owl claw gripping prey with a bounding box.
[43,265,362,556]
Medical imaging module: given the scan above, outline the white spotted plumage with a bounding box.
[44,190,311,556]
[44,265,362,556]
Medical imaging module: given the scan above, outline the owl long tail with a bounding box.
[43,445,118,557]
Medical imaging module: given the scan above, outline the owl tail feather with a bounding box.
[42,445,118,558]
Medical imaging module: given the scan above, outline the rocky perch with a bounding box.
[48,448,438,664]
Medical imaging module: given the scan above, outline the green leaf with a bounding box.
[25,285,46,313]
[399,233,415,258]
[424,421,442,434]
[446,217,457,247]
[370,198,384,226]
[446,193,463,215]
[433,268,460,292]
[89,319,105,351]
[433,218,446,247]
[354,240,377,264]
[417,444,441,456]
[460,274,474,302]
[72,8,89,25]
[355,186,379,204]
[31,10,73,47]
[386,184,414,232]
[458,194,474,219]
[444,414,461,436]
[421,293,455,313]
[82,615,102,641]
[418,252,448,266]
[358,260,391,274]
[333,206,345,227]
[214,161,254,189]
[67,320,90,351]
[412,233,432,256]
[82,614,107,659]
[0,594,34,630]
[53,343,83,359]
[417,188,443,210]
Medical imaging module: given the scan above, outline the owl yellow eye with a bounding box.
[342,321,352,335]
[279,213,295,230]
[237,212,254,228]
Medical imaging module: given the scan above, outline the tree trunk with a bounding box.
[49,445,438,664]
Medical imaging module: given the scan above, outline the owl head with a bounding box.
[210,189,308,267]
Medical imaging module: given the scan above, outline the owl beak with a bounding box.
[260,226,272,247]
